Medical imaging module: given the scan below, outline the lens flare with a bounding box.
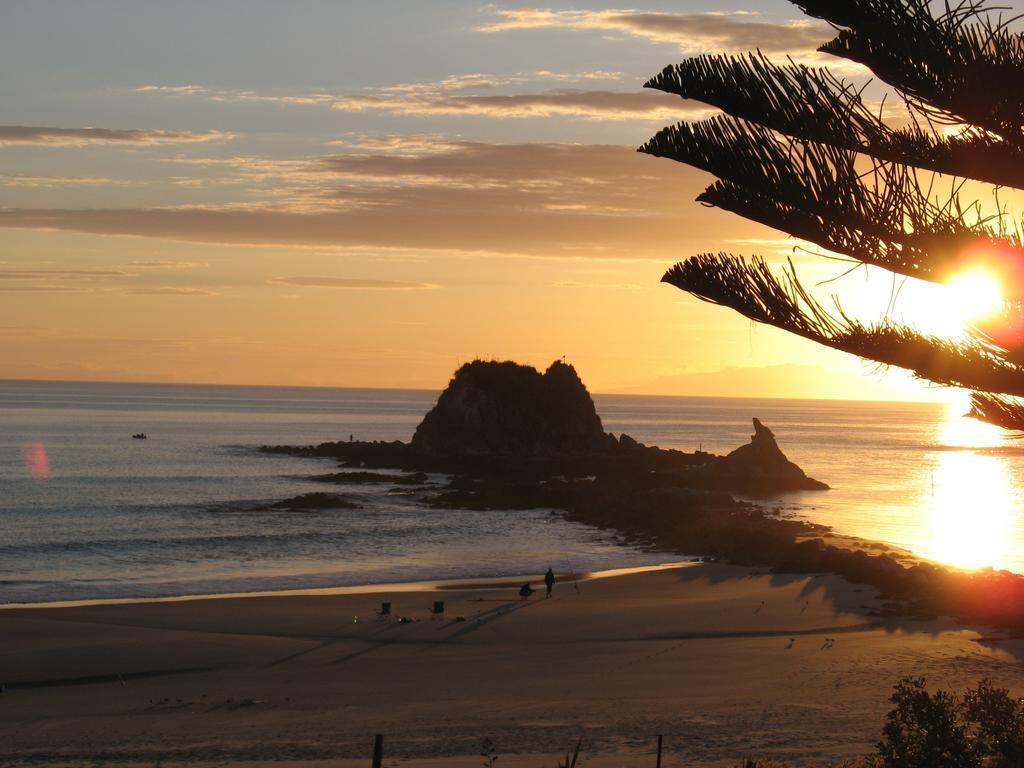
[23,440,50,479]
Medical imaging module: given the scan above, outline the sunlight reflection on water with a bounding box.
[923,396,1014,569]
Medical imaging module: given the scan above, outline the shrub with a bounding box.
[962,679,1024,767]
[876,677,975,767]
[876,677,1024,768]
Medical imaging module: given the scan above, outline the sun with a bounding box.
[909,267,1005,338]
[946,269,1004,322]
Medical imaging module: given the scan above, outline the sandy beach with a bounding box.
[3,563,1022,767]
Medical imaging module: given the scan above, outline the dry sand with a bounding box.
[2,563,1022,767]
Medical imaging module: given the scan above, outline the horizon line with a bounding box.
[0,375,943,406]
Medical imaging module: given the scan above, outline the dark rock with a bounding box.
[411,359,613,458]
[266,493,359,511]
[617,433,641,450]
[308,471,428,485]
[704,418,828,492]
[262,367,822,496]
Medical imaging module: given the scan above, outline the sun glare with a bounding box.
[908,267,1005,338]
[926,449,1012,570]
[940,390,1004,449]
[915,394,1015,570]
[947,269,1004,321]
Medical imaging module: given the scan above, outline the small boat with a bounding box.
[132,433,148,440]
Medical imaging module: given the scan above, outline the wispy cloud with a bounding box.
[126,260,208,268]
[135,70,701,122]
[477,8,869,72]
[0,140,763,260]
[0,173,126,187]
[378,70,622,94]
[477,8,830,55]
[135,84,208,96]
[270,277,438,290]
[122,286,216,295]
[136,69,625,106]
[0,267,219,296]
[326,134,468,155]
[137,85,691,122]
[0,126,234,147]
[554,280,646,290]
[136,84,338,107]
[330,88,700,121]
[0,269,127,280]
[0,284,91,293]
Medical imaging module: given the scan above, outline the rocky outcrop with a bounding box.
[262,360,825,492]
[706,418,828,492]
[411,360,614,457]
[266,493,359,511]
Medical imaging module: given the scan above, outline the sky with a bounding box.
[0,0,979,397]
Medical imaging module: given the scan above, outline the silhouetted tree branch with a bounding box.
[643,0,1024,429]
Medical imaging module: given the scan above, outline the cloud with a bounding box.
[270,277,437,290]
[378,70,623,95]
[138,83,346,107]
[477,8,831,56]
[327,134,468,155]
[0,284,90,293]
[0,174,124,187]
[553,281,646,290]
[126,260,208,268]
[0,269,127,279]
[122,286,216,296]
[0,126,234,147]
[135,84,208,96]
[0,267,220,295]
[137,80,694,121]
[330,88,702,121]
[0,140,766,260]
[136,69,626,107]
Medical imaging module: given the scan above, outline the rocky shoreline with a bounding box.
[261,359,1024,631]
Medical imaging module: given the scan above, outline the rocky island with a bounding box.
[263,359,1024,630]
[266,359,827,493]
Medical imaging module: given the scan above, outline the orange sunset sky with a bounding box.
[0,1,1004,399]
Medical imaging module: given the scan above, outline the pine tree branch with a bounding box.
[792,0,1024,139]
[644,54,868,154]
[639,116,899,229]
[968,392,1024,431]
[662,253,1024,396]
[698,180,931,279]
[639,1,1024,427]
[639,116,1024,289]
[793,0,969,32]
[645,53,1024,188]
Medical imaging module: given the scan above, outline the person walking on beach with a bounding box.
[544,568,555,598]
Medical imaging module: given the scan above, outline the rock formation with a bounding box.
[708,418,828,492]
[264,359,826,492]
[411,360,613,457]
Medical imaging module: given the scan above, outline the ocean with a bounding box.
[2,379,1022,605]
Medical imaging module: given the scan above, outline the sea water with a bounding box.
[1,380,1021,604]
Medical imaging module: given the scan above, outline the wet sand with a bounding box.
[2,563,1022,767]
